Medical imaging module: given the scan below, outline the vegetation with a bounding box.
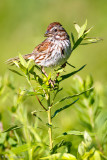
[0,21,106,160]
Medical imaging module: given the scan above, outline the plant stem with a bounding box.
[47,92,53,150]
[47,107,53,150]
[19,106,32,160]
[26,76,47,111]
[35,94,47,111]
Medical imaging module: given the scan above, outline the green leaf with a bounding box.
[51,140,72,154]
[48,72,51,80]
[8,137,17,146]
[11,144,31,154]
[93,151,101,160]
[72,37,85,50]
[78,19,87,38]
[13,60,19,67]
[9,69,23,76]
[60,65,86,82]
[19,63,27,73]
[11,143,43,154]
[53,87,93,107]
[80,42,96,45]
[56,130,84,139]
[55,67,65,73]
[101,154,107,160]
[52,98,79,119]
[84,37,102,43]
[78,142,85,156]
[31,111,44,122]
[66,62,76,68]
[28,126,41,142]
[95,109,107,129]
[88,37,102,42]
[19,53,27,68]
[40,153,77,160]
[14,130,21,144]
[74,23,80,33]
[34,64,41,71]
[27,59,35,71]
[82,148,95,159]
[71,32,75,45]
[2,125,22,133]
[0,132,7,144]
[22,89,41,96]
[84,131,92,147]
[31,71,43,85]
[84,27,93,35]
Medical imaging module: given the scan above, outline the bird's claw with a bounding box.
[48,79,55,88]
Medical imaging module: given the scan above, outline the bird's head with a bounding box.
[44,22,69,40]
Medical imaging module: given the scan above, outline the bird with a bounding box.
[7,22,72,77]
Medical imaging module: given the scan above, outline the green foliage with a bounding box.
[40,153,77,160]
[51,98,79,119]
[0,21,106,160]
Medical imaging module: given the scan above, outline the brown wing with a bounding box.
[31,38,52,63]
[32,38,51,54]
[6,38,51,65]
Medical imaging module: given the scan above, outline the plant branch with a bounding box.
[35,94,47,111]
[47,92,53,150]
[47,107,53,150]
[26,76,47,111]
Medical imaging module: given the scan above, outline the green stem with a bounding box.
[24,125,32,160]
[47,107,53,150]
[47,93,53,150]
[19,106,32,160]
[26,76,47,111]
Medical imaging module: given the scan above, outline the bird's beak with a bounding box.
[44,30,49,37]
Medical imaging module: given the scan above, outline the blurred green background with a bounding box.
[0,1,107,156]
[0,0,107,134]
[0,0,107,83]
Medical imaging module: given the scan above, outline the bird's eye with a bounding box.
[54,29,57,32]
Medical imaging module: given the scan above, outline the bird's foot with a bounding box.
[61,62,66,68]
[48,79,55,88]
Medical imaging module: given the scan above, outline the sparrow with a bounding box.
[7,22,71,69]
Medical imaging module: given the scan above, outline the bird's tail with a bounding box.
[6,54,32,65]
